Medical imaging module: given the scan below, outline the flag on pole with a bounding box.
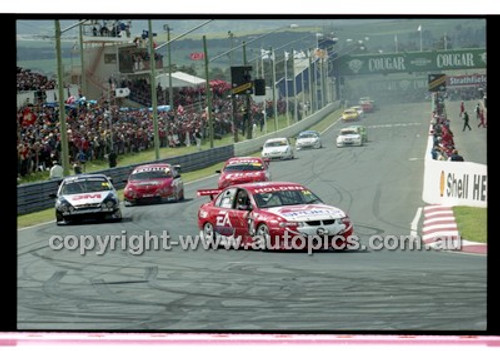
[261,49,271,60]
[293,50,306,59]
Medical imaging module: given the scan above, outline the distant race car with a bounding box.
[336,126,364,147]
[359,97,375,104]
[359,97,375,112]
[261,137,295,160]
[351,106,365,119]
[50,174,122,225]
[295,130,322,150]
[123,163,184,206]
[216,157,271,189]
[197,181,354,251]
[341,108,360,122]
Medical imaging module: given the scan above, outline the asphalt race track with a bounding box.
[17,101,487,331]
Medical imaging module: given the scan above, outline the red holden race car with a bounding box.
[123,163,184,206]
[197,181,354,251]
[216,156,271,189]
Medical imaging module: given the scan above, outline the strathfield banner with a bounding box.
[447,73,486,88]
[339,48,486,75]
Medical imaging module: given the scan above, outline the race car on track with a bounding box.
[197,181,354,250]
[351,125,368,143]
[50,174,122,225]
[336,126,364,147]
[341,108,360,122]
[123,163,184,206]
[261,137,295,160]
[295,130,322,150]
[351,106,365,119]
[216,157,271,189]
[359,97,375,112]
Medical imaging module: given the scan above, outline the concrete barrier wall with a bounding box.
[17,145,234,215]
[234,102,340,156]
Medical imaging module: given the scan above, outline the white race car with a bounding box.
[336,127,363,147]
[50,174,122,225]
[261,137,295,160]
[295,130,322,150]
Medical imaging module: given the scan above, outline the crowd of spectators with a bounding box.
[89,20,131,38]
[445,86,485,101]
[17,67,56,92]
[17,69,280,179]
[118,78,231,109]
[430,93,464,162]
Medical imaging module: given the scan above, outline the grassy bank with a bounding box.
[453,206,487,243]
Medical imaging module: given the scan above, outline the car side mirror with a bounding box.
[173,164,182,173]
[49,193,57,199]
[215,170,221,174]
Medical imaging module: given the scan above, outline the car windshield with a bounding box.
[341,130,358,135]
[61,178,112,195]
[129,168,172,180]
[253,189,323,208]
[265,140,288,147]
[224,162,264,172]
[298,133,317,139]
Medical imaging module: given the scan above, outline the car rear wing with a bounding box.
[196,188,222,200]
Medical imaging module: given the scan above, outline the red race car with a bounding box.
[359,97,375,113]
[124,163,184,206]
[197,181,354,251]
[216,157,271,189]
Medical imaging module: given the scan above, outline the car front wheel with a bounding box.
[56,211,65,225]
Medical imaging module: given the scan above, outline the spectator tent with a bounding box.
[156,71,206,89]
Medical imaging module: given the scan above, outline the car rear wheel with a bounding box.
[201,222,215,244]
[256,223,272,250]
